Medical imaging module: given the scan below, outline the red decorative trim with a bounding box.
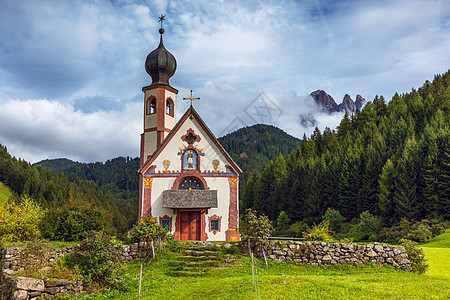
[181,128,201,145]
[171,172,210,190]
[174,210,180,240]
[201,211,207,241]
[159,215,173,231]
[228,177,238,230]
[208,215,222,235]
[142,84,179,94]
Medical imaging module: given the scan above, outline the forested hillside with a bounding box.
[0,145,136,237]
[243,71,450,229]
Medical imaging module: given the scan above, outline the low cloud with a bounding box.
[0,98,141,163]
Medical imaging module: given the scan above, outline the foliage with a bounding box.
[348,211,379,241]
[0,195,45,242]
[378,219,446,244]
[401,239,428,274]
[132,216,167,252]
[19,238,54,274]
[0,145,136,238]
[71,231,121,285]
[285,220,308,238]
[302,220,334,242]
[241,208,274,253]
[275,211,291,233]
[322,208,344,232]
[41,197,113,241]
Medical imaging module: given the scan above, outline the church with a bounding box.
[138,18,241,241]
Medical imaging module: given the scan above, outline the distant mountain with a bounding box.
[35,158,81,173]
[310,90,366,114]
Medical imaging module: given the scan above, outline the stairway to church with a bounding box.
[165,242,229,277]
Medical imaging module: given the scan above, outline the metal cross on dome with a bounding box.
[183,90,200,107]
[159,14,165,28]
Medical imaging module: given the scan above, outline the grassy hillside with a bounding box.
[85,231,450,299]
[422,229,450,279]
[0,181,12,204]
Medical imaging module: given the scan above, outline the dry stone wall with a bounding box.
[266,241,411,271]
[1,243,146,299]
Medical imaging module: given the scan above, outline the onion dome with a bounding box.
[145,26,177,86]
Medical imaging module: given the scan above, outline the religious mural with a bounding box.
[183,149,198,170]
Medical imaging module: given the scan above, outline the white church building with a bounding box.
[138,18,241,241]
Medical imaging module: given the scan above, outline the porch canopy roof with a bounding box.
[162,190,218,209]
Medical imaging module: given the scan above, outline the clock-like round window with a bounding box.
[178,177,203,190]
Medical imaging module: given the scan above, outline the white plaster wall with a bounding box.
[203,176,230,241]
[149,177,176,234]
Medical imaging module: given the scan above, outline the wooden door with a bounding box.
[180,211,201,240]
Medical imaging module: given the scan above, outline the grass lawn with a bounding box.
[84,238,450,300]
[0,181,12,204]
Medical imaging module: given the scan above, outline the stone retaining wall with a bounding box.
[1,243,147,299]
[266,241,411,271]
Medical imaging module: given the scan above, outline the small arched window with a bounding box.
[147,98,156,115]
[178,177,203,190]
[166,98,174,116]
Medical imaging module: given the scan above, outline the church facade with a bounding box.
[138,20,241,241]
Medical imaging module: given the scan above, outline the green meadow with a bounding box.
[0,181,12,204]
[85,231,450,300]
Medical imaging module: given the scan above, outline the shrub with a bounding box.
[0,195,45,242]
[72,231,120,285]
[401,239,428,274]
[241,208,274,253]
[41,197,113,242]
[322,208,344,232]
[349,211,378,241]
[285,221,308,238]
[20,238,54,275]
[276,211,291,233]
[132,216,167,253]
[302,220,334,242]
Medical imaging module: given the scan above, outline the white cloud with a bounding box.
[0,98,141,163]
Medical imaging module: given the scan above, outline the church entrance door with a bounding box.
[180,211,201,240]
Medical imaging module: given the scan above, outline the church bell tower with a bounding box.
[140,15,178,166]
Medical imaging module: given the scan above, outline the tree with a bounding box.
[322,208,344,232]
[378,159,396,224]
[0,195,45,242]
[276,211,291,232]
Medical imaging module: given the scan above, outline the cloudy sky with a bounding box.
[0,0,449,163]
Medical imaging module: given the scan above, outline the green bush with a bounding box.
[41,197,113,242]
[322,208,344,232]
[285,221,308,238]
[401,239,428,274]
[302,220,334,242]
[348,211,378,241]
[275,211,291,233]
[0,195,45,242]
[241,208,274,253]
[132,216,167,253]
[71,231,120,285]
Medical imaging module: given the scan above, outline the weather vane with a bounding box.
[183,90,200,107]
